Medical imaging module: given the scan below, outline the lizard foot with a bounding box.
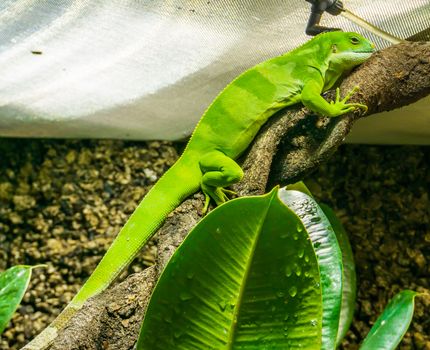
[329,86,368,116]
[201,186,237,215]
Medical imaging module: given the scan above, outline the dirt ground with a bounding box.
[0,139,428,349]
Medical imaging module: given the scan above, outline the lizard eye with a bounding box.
[350,37,360,45]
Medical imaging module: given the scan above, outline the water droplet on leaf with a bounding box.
[174,330,182,339]
[218,300,227,312]
[179,292,193,301]
[289,286,297,297]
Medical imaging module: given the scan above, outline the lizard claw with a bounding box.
[200,186,237,215]
[341,85,360,103]
[201,194,211,215]
[349,102,368,113]
[328,85,367,117]
[221,188,238,197]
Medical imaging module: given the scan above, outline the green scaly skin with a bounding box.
[23,31,374,349]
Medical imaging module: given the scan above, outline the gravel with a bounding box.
[0,139,428,349]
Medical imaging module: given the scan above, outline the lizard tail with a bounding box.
[22,156,202,349]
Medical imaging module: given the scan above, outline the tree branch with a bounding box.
[48,41,430,349]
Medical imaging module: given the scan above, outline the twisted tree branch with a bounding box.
[47,41,429,350]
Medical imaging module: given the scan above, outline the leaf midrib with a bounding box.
[225,191,276,349]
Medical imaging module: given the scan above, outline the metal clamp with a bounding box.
[305,0,344,35]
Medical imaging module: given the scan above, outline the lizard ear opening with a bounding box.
[332,44,338,53]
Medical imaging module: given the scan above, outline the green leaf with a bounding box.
[285,182,314,198]
[0,265,33,334]
[279,189,343,350]
[319,203,356,346]
[138,187,322,349]
[360,290,418,350]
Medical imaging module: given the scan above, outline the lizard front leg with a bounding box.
[301,80,367,117]
[199,151,244,214]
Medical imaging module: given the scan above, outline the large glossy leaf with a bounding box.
[138,187,323,349]
[0,265,33,334]
[279,188,343,350]
[360,290,418,350]
[319,203,356,346]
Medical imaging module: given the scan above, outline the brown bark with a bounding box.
[49,41,430,349]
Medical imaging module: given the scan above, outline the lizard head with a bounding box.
[328,32,375,69]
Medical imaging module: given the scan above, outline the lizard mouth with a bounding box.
[336,50,374,64]
[357,44,376,54]
[353,50,375,59]
[356,48,375,54]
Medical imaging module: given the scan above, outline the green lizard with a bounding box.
[23,31,374,349]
